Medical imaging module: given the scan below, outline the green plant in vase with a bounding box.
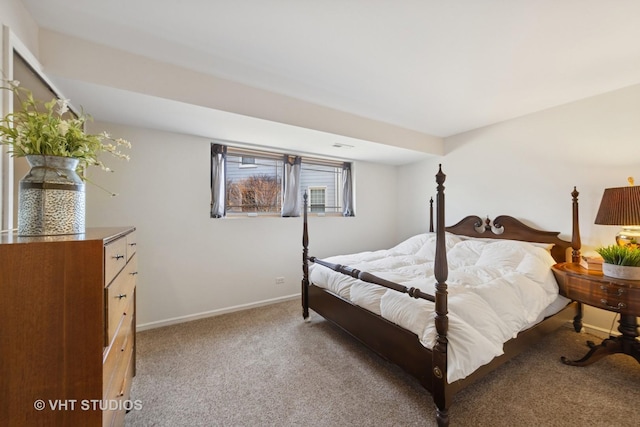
[595,245,640,266]
[0,79,132,235]
[595,244,640,280]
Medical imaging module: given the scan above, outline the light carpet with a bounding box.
[126,300,640,426]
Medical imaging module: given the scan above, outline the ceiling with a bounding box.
[19,0,640,162]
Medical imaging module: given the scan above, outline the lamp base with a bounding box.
[616,226,640,248]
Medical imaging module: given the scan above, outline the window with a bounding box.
[211,143,354,218]
[227,153,282,213]
[302,161,341,213]
[308,187,327,213]
[239,156,257,168]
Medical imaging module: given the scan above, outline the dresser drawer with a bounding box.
[559,271,640,314]
[105,327,134,399]
[560,274,605,305]
[105,236,127,287]
[103,328,135,427]
[103,305,134,396]
[126,230,138,261]
[105,255,137,346]
[596,282,640,313]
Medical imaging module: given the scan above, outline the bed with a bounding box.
[301,165,581,426]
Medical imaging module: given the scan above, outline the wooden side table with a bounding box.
[551,262,640,366]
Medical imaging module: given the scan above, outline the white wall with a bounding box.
[0,0,40,229]
[397,84,640,334]
[85,122,399,327]
[0,0,39,56]
[0,1,403,329]
[3,0,638,334]
[39,30,442,157]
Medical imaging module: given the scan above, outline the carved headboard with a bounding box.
[427,187,581,263]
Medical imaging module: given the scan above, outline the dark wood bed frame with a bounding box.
[301,165,581,426]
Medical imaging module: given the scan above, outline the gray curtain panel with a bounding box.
[281,155,302,217]
[342,162,355,217]
[210,144,227,218]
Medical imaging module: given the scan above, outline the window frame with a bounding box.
[212,143,353,218]
[225,151,283,216]
[238,156,257,168]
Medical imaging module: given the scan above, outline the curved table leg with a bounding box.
[561,337,622,366]
[561,314,640,366]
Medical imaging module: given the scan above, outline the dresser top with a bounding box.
[0,226,135,245]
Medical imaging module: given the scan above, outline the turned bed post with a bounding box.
[571,186,581,263]
[302,192,310,319]
[433,165,450,427]
[570,186,583,332]
[429,197,434,233]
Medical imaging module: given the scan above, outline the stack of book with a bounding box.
[579,253,604,271]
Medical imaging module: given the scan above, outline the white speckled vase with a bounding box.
[18,155,85,236]
[602,263,640,281]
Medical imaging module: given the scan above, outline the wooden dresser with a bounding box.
[0,227,138,426]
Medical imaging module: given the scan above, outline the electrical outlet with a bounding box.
[275,277,285,285]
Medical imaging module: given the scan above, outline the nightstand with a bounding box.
[551,262,640,366]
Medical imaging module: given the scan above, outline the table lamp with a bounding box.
[594,177,640,247]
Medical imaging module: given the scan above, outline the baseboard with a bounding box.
[136,296,624,336]
[136,294,299,331]
[582,322,617,339]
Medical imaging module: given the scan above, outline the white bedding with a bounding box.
[309,232,570,383]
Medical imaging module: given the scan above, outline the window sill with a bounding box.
[222,212,347,219]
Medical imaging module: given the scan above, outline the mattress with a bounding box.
[309,232,570,382]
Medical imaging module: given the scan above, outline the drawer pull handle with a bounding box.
[129,243,137,246]
[600,299,626,310]
[116,293,127,300]
[112,254,125,260]
[129,271,139,276]
[600,285,624,296]
[118,377,127,397]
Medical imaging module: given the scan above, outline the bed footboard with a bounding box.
[308,284,434,388]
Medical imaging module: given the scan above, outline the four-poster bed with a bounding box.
[301,165,581,426]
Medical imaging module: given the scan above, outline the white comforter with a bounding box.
[309,232,570,383]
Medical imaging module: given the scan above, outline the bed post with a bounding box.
[429,197,434,232]
[571,186,581,263]
[302,191,310,319]
[570,186,583,333]
[432,165,450,427]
